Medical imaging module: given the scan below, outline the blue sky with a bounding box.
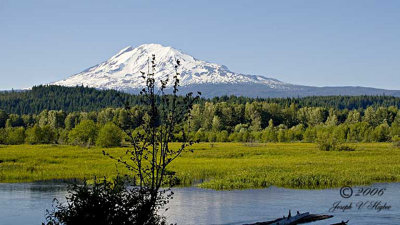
[0,0,399,90]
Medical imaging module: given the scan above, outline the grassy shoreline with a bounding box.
[0,143,399,190]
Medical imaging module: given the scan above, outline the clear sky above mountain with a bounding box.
[0,0,399,90]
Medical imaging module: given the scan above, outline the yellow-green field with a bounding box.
[0,143,399,190]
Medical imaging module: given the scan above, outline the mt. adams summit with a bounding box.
[53,44,400,98]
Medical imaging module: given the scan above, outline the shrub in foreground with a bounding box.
[44,177,168,225]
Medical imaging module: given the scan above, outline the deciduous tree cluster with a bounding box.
[0,102,399,146]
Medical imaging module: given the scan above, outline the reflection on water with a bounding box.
[1,183,400,225]
[0,183,68,225]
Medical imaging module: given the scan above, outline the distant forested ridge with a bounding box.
[0,85,137,114]
[1,85,400,114]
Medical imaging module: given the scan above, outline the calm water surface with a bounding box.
[1,183,399,225]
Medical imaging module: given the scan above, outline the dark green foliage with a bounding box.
[6,114,24,127]
[1,85,400,115]
[25,125,56,144]
[44,177,168,225]
[0,85,138,114]
[0,110,8,128]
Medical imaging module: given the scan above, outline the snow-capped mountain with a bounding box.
[53,44,400,98]
[53,44,293,91]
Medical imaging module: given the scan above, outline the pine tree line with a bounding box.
[1,85,400,114]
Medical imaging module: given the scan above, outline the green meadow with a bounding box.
[0,143,399,190]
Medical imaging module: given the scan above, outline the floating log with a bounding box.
[296,214,334,224]
[330,220,349,225]
[244,210,334,225]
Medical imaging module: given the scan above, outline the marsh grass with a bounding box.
[0,143,399,190]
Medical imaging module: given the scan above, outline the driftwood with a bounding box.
[244,210,334,225]
[296,214,334,224]
[330,220,349,225]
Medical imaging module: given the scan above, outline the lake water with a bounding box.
[1,183,400,225]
